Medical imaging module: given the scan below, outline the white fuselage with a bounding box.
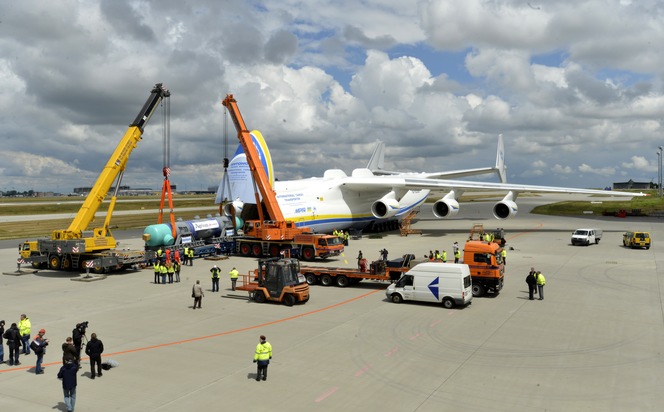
[274,173,429,233]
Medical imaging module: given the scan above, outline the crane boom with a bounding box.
[54,83,171,241]
[222,94,285,222]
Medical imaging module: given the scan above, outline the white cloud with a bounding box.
[1,0,664,193]
[578,163,616,175]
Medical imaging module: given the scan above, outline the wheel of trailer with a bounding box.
[471,283,485,297]
[595,239,600,244]
[239,243,251,256]
[442,298,455,309]
[302,247,315,261]
[254,291,266,303]
[269,245,281,257]
[283,294,296,307]
[320,274,333,286]
[336,275,349,287]
[391,293,403,303]
[49,255,61,270]
[252,244,262,257]
[304,273,317,285]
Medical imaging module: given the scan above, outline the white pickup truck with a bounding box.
[571,228,603,246]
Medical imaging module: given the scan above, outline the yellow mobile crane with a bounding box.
[20,83,170,273]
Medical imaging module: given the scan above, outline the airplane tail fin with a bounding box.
[214,130,274,205]
[366,140,385,171]
[495,134,506,183]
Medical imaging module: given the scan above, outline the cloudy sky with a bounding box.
[2,0,664,194]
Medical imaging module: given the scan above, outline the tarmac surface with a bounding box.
[1,194,663,411]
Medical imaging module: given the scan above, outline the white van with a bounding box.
[385,263,473,309]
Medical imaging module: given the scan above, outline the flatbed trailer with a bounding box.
[300,256,414,287]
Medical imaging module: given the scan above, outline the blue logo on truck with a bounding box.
[428,277,439,299]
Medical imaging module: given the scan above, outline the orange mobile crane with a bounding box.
[221,95,343,260]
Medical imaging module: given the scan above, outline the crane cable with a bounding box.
[157,93,176,236]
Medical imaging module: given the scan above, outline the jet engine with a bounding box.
[371,191,400,219]
[432,192,460,218]
[222,198,244,217]
[493,191,518,219]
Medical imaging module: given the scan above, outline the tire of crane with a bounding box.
[252,244,262,257]
[62,255,72,271]
[302,247,315,261]
[269,245,281,257]
[240,243,251,256]
[49,255,61,270]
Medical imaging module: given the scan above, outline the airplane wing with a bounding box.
[369,135,507,183]
[341,175,644,196]
[340,171,645,220]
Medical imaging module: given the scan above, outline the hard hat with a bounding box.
[39,329,46,334]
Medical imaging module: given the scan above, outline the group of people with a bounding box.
[191,265,240,309]
[424,242,462,263]
[1,314,107,411]
[526,268,546,300]
[1,314,40,368]
[332,229,350,245]
[153,259,181,284]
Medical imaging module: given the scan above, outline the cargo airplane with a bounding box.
[215,132,644,233]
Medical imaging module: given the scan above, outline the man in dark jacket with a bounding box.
[62,337,77,365]
[58,360,78,412]
[72,324,85,368]
[3,322,22,366]
[526,268,537,300]
[85,332,104,379]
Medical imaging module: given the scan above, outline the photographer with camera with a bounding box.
[72,322,88,368]
[30,329,48,374]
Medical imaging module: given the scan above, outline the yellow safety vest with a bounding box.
[254,342,272,361]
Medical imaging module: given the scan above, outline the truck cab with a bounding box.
[571,228,602,246]
[463,240,504,297]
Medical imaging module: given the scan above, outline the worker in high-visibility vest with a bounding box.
[229,267,239,291]
[183,246,189,265]
[167,261,175,284]
[153,261,161,284]
[253,335,272,381]
[159,262,167,284]
[501,248,507,265]
[441,250,447,263]
[454,248,461,263]
[187,248,194,266]
[535,271,546,300]
[210,265,221,292]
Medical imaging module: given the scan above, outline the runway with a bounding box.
[1,195,662,411]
